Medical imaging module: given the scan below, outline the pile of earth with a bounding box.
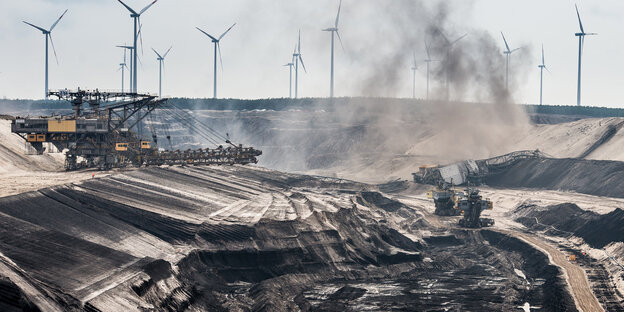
[512,203,624,249]
[484,158,624,198]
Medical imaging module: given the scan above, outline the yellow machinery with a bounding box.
[12,90,262,170]
[27,134,46,142]
[47,120,76,132]
[115,143,129,151]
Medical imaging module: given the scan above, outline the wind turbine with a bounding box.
[411,51,418,99]
[538,45,549,106]
[423,41,439,101]
[322,0,344,98]
[501,32,520,91]
[574,4,597,107]
[196,23,236,99]
[118,48,128,93]
[116,45,134,93]
[293,31,307,99]
[23,9,68,99]
[116,0,158,93]
[439,30,467,101]
[284,61,294,98]
[152,46,172,99]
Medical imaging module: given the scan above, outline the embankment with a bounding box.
[484,158,624,198]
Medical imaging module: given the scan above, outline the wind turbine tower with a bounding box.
[118,49,128,93]
[411,51,417,99]
[152,47,172,99]
[23,9,68,99]
[538,45,548,106]
[574,4,597,106]
[322,0,344,98]
[423,41,439,101]
[501,32,520,91]
[293,31,307,99]
[196,23,236,99]
[117,45,134,92]
[439,31,466,101]
[116,0,158,93]
[284,61,294,98]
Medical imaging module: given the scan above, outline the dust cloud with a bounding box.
[179,0,535,181]
[313,0,532,179]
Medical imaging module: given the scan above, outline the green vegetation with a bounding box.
[2,97,624,118]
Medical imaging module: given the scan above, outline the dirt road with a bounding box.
[502,230,605,312]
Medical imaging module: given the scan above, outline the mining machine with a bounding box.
[11,89,262,170]
[456,189,495,228]
[429,181,462,216]
[428,185,494,228]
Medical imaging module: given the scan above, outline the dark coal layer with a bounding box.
[0,277,41,312]
[293,230,576,312]
[480,230,577,312]
[484,158,624,198]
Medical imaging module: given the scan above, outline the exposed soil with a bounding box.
[484,157,624,198]
[0,115,622,311]
[513,203,624,249]
[0,165,581,311]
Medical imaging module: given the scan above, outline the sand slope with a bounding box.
[0,120,63,173]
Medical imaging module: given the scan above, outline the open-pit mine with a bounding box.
[0,97,623,312]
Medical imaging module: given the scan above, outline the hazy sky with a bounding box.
[1,0,623,107]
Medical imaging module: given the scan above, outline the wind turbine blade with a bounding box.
[299,55,307,73]
[581,35,585,54]
[335,0,342,28]
[138,20,144,55]
[501,32,510,52]
[451,34,467,46]
[541,44,545,65]
[152,48,162,59]
[425,40,431,60]
[298,30,302,54]
[23,21,47,33]
[49,9,68,32]
[336,30,345,53]
[575,4,585,33]
[196,27,217,41]
[413,50,417,67]
[436,27,450,44]
[162,60,166,73]
[139,0,158,15]
[218,42,224,71]
[49,34,59,65]
[218,23,236,40]
[116,0,138,15]
[163,46,172,58]
[511,48,521,53]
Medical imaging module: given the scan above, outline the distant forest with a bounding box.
[2,97,624,118]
